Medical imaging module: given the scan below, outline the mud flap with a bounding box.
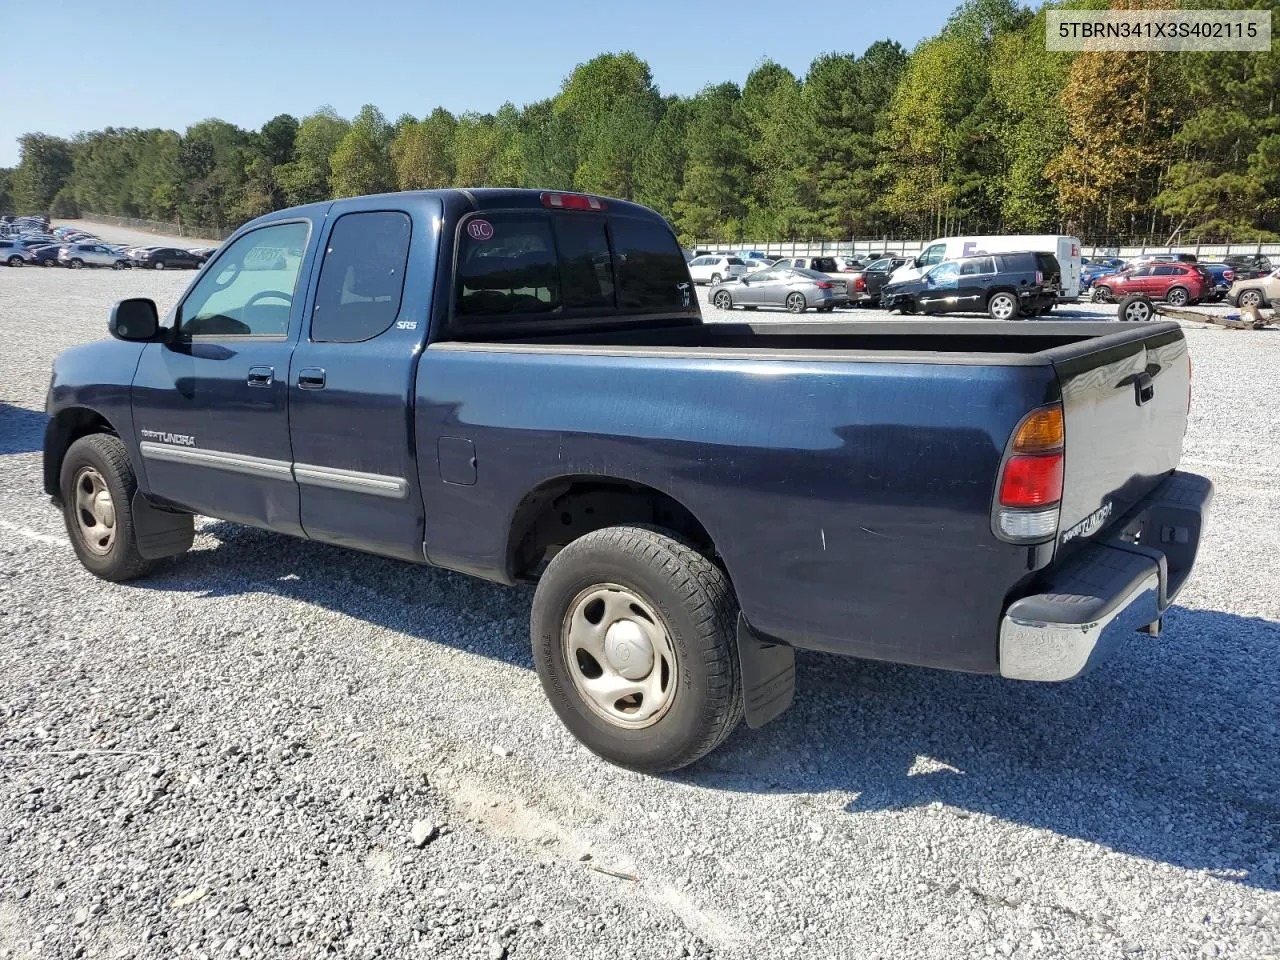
[131,490,194,559]
[737,614,795,729]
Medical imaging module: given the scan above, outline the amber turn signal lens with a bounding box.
[1012,405,1064,453]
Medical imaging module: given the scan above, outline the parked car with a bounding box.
[708,266,849,313]
[890,235,1082,299]
[1080,261,1115,292]
[833,256,865,273]
[687,254,747,285]
[134,247,205,270]
[0,238,52,266]
[881,251,1060,319]
[741,257,775,273]
[860,256,911,303]
[1091,263,1210,306]
[771,256,856,299]
[59,242,134,269]
[1221,254,1273,279]
[188,246,217,262]
[42,187,1209,773]
[1225,268,1280,309]
[1197,262,1235,301]
[31,244,67,267]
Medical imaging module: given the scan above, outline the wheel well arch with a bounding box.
[44,407,118,499]
[506,476,716,582]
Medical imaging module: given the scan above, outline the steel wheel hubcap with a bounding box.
[563,584,677,729]
[73,466,116,555]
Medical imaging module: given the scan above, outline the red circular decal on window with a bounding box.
[467,219,494,241]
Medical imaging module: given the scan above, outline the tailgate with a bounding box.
[1053,323,1189,548]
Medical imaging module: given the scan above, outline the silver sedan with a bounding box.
[708,266,848,314]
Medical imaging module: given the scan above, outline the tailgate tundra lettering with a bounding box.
[1062,501,1113,544]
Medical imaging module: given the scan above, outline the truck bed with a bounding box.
[469,319,1177,365]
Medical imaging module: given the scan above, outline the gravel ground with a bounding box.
[0,261,1277,960]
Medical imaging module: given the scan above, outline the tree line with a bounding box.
[2,0,1277,243]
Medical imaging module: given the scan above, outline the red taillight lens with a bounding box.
[854,276,865,291]
[999,454,1064,507]
[540,192,606,211]
[815,281,833,289]
[1224,270,1233,280]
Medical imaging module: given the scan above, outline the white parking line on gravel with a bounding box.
[0,519,67,547]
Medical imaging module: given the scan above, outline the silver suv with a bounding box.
[59,242,133,269]
[0,238,51,266]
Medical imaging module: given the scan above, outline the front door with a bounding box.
[130,217,321,535]
[287,201,432,562]
[918,261,961,312]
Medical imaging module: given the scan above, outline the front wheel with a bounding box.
[112,260,128,270]
[786,292,807,313]
[1091,285,1112,303]
[6,255,23,267]
[69,258,84,269]
[154,261,165,270]
[987,291,1018,320]
[1238,289,1264,309]
[712,291,733,310]
[530,526,743,773]
[59,434,155,582]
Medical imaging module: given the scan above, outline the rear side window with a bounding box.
[455,210,695,327]
[456,213,560,318]
[960,257,994,275]
[611,216,692,312]
[997,253,1032,272]
[311,211,412,342]
[1153,265,1179,276]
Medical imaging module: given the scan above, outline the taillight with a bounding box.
[854,276,865,291]
[1035,271,1043,284]
[815,281,833,289]
[1224,270,1233,281]
[995,404,1064,542]
[540,192,606,211]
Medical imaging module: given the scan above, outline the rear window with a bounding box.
[812,257,838,272]
[727,257,744,266]
[454,210,694,328]
[1035,253,1061,278]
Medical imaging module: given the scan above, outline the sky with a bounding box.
[2,0,956,167]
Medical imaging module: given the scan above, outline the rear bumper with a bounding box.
[999,471,1213,682]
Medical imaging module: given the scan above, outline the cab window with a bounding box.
[179,221,310,338]
[919,244,946,267]
[311,211,412,342]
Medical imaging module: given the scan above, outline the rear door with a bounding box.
[1053,324,1189,551]
[288,199,435,563]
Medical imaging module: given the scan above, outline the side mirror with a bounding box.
[109,298,162,342]
[913,257,923,268]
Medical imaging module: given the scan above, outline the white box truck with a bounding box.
[891,235,1083,299]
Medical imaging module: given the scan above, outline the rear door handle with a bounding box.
[297,368,326,390]
[247,365,274,387]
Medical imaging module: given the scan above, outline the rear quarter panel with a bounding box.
[416,346,1058,673]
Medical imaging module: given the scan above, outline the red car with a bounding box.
[1092,263,1210,306]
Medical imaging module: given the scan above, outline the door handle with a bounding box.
[297,368,326,390]
[247,365,274,387]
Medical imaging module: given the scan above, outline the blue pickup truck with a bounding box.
[44,189,1212,772]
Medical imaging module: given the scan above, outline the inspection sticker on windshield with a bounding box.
[467,219,494,241]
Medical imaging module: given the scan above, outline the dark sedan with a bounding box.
[134,247,205,270]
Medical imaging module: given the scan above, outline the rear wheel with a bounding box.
[1092,285,1112,302]
[530,526,742,773]
[712,291,733,310]
[987,291,1018,320]
[112,260,127,270]
[786,292,807,313]
[1165,286,1189,306]
[154,261,165,270]
[59,434,155,582]
[69,258,84,269]
[709,272,721,285]
[7,255,23,267]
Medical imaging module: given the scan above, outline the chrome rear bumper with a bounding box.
[999,471,1212,682]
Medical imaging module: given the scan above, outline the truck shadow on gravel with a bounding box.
[0,402,46,455]
[139,522,1277,890]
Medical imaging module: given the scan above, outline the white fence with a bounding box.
[696,238,1280,261]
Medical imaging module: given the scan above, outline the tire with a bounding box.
[6,255,23,267]
[1238,289,1264,309]
[69,258,84,269]
[112,260,127,270]
[59,434,155,582]
[987,291,1018,320]
[785,292,807,314]
[712,291,733,310]
[1092,285,1112,303]
[819,305,836,313]
[42,259,56,267]
[154,261,165,270]
[1165,286,1189,307]
[530,526,743,773]
[1117,294,1155,323]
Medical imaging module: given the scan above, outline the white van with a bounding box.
[891,235,1082,299]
